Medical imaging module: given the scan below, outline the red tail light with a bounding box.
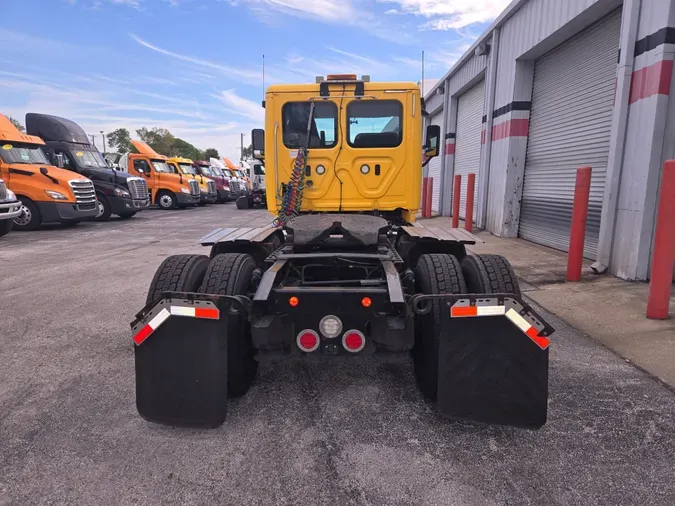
[342,330,365,353]
[297,330,320,353]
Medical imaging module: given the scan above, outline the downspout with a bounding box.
[592,0,641,274]
[440,78,451,215]
[479,27,500,229]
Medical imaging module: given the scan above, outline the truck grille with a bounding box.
[0,180,6,200]
[127,177,148,200]
[69,179,97,210]
[230,180,240,193]
[188,179,200,196]
[207,180,216,195]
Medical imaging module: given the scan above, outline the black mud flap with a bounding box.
[412,294,554,429]
[130,293,248,429]
[236,195,250,209]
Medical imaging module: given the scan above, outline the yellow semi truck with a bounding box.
[131,75,555,430]
[166,156,217,205]
[0,114,97,230]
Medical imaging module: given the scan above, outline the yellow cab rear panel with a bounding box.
[264,78,422,221]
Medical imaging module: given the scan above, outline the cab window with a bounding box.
[254,164,265,175]
[282,101,337,149]
[347,100,402,148]
[134,159,150,173]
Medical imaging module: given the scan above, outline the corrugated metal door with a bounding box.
[519,10,621,258]
[454,80,485,220]
[428,112,444,213]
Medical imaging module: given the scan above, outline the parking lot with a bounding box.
[1,204,675,506]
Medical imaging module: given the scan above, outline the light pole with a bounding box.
[90,135,97,149]
[101,131,106,153]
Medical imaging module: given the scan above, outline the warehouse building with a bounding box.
[423,0,674,281]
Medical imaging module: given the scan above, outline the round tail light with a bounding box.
[342,330,366,353]
[297,330,320,353]
[319,315,342,338]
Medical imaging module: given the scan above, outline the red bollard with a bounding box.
[452,175,461,228]
[465,173,476,233]
[421,177,429,218]
[426,178,434,218]
[567,167,592,282]
[647,161,675,319]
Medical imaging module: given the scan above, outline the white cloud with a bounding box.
[378,0,510,30]
[233,0,357,23]
[214,89,265,123]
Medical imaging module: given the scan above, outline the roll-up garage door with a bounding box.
[454,80,485,220]
[519,9,621,258]
[428,112,444,213]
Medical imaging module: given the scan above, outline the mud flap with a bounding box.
[130,293,246,428]
[413,294,554,429]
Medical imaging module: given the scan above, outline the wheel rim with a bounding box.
[96,199,105,218]
[159,195,173,208]
[13,205,32,226]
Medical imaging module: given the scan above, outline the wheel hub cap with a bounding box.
[96,200,104,218]
[14,205,31,226]
[160,195,172,207]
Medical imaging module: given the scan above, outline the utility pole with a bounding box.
[100,130,106,153]
[90,135,96,149]
[240,133,244,161]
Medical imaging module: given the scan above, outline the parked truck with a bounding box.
[118,140,200,209]
[236,159,266,209]
[0,114,98,230]
[166,156,217,206]
[194,160,232,203]
[25,113,150,221]
[131,75,555,430]
[0,178,21,237]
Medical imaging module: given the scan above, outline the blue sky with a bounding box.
[2,0,509,161]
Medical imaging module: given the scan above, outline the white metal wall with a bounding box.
[428,112,444,213]
[519,10,621,257]
[454,80,485,220]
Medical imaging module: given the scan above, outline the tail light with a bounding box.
[342,330,365,353]
[297,330,320,353]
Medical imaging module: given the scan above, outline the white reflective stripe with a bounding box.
[170,306,196,317]
[476,306,506,316]
[148,308,170,330]
[505,308,532,333]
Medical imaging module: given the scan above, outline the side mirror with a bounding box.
[424,124,441,158]
[40,167,49,176]
[251,128,265,160]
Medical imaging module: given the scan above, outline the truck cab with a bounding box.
[119,140,200,210]
[25,113,150,221]
[0,178,21,237]
[239,159,266,209]
[194,160,231,203]
[0,114,98,231]
[166,157,217,206]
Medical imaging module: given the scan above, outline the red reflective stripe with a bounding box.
[629,60,674,104]
[445,143,455,155]
[526,326,550,350]
[195,307,219,319]
[133,324,153,346]
[451,306,478,317]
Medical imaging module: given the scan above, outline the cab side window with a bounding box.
[134,159,150,174]
[55,150,76,171]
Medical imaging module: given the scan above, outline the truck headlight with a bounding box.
[6,188,16,200]
[114,187,131,198]
[45,190,68,200]
[180,187,190,194]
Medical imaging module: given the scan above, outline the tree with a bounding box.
[241,144,253,159]
[106,128,133,153]
[203,148,219,159]
[170,137,203,160]
[136,127,176,156]
[9,117,25,133]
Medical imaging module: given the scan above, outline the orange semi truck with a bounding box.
[0,114,98,230]
[118,140,200,209]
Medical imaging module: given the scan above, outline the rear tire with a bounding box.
[199,253,258,398]
[0,219,12,237]
[461,254,521,297]
[236,196,249,209]
[146,254,211,306]
[413,253,466,400]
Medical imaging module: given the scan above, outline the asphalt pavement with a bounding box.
[1,204,674,506]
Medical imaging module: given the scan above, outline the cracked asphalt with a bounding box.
[1,204,674,506]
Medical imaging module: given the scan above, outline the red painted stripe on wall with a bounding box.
[491,119,529,142]
[445,143,455,155]
[481,129,486,145]
[629,60,674,104]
